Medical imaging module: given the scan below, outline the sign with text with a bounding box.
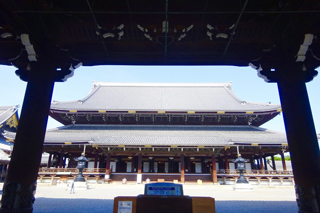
[144,183,183,196]
[113,197,137,213]
[118,201,132,213]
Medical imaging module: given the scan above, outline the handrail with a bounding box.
[83,168,107,173]
[217,169,293,175]
[39,168,107,173]
[38,168,293,175]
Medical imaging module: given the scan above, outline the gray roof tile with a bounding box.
[4,124,287,146]
[51,82,280,112]
[0,149,10,162]
[0,106,18,125]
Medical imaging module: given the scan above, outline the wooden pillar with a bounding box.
[280,152,287,171]
[250,155,255,170]
[105,153,111,179]
[131,156,135,173]
[271,155,276,171]
[94,152,99,169]
[263,157,267,170]
[274,63,320,212]
[180,154,185,183]
[168,158,173,173]
[188,157,191,173]
[218,156,223,170]
[259,154,264,171]
[47,153,52,168]
[256,157,260,169]
[137,154,142,174]
[137,153,142,184]
[149,157,154,173]
[62,157,66,168]
[1,63,56,212]
[211,154,217,184]
[224,155,229,170]
[99,155,104,169]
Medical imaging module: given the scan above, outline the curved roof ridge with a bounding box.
[92,81,232,87]
[51,85,101,106]
[223,85,280,108]
[50,81,281,113]
[0,105,18,110]
[0,105,19,125]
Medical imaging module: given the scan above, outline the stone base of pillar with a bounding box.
[233,183,253,191]
[137,174,142,184]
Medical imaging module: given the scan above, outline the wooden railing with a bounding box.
[83,168,107,173]
[217,169,293,175]
[38,168,107,173]
[38,168,293,176]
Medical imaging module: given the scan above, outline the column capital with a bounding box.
[249,33,319,83]
[9,34,82,83]
[14,60,82,83]
[250,62,318,83]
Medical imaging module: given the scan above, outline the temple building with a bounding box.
[4,82,290,184]
[0,105,18,145]
[1,1,319,211]
[0,106,19,181]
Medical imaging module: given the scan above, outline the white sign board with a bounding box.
[118,201,132,213]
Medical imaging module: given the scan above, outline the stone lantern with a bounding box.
[74,153,90,182]
[232,147,253,191]
[232,156,249,184]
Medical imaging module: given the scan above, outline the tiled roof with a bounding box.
[51,82,280,112]
[0,140,12,152]
[4,124,287,146]
[0,149,10,162]
[0,106,18,125]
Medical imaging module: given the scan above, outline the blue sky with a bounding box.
[0,65,319,133]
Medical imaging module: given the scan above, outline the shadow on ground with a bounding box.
[216,201,298,213]
[33,198,298,213]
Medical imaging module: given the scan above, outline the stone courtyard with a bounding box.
[19,183,299,213]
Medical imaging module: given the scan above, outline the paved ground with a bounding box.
[28,184,298,213]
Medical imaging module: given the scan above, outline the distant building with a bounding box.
[4,82,290,184]
[0,105,18,145]
[0,105,18,181]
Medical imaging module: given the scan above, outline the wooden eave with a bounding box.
[0,1,319,68]
[49,109,280,126]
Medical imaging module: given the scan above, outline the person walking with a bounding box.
[70,181,75,194]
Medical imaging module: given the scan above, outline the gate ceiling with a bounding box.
[0,0,319,68]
